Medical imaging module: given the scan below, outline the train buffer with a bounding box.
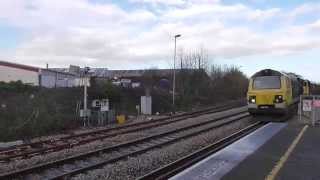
[171,115,320,180]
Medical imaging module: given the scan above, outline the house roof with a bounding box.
[0,60,39,72]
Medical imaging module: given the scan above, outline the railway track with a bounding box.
[0,100,245,162]
[137,121,266,180]
[0,109,250,179]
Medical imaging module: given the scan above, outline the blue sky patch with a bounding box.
[0,23,23,50]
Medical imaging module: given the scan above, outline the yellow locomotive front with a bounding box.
[247,69,293,115]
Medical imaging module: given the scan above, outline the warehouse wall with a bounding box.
[40,69,77,88]
[0,65,39,86]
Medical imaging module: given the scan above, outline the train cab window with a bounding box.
[253,76,281,89]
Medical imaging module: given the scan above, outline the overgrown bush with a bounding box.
[0,83,82,141]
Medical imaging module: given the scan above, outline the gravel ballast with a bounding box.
[0,107,247,174]
[71,117,253,180]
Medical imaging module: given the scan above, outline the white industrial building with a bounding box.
[0,60,79,88]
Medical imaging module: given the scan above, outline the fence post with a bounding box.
[299,95,302,122]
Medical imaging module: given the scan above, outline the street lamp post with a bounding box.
[173,34,181,113]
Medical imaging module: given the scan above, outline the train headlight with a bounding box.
[274,95,283,103]
[249,96,256,104]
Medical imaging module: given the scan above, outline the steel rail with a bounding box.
[49,113,251,180]
[0,111,250,179]
[0,100,243,152]
[0,101,245,162]
[137,121,266,180]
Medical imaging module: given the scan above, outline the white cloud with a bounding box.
[129,0,185,6]
[129,0,220,6]
[246,8,280,22]
[288,3,320,18]
[0,0,319,69]
[309,20,320,32]
[0,0,156,29]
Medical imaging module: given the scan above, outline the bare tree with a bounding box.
[178,47,210,71]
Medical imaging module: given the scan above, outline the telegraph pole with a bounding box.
[83,67,90,127]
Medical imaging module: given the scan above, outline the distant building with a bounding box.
[50,67,208,89]
[51,68,172,79]
[132,82,141,88]
[39,68,78,88]
[105,69,172,79]
[51,67,109,77]
[0,60,79,88]
[68,65,81,75]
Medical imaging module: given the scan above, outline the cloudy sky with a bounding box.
[0,0,319,81]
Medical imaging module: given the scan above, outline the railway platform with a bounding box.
[171,116,319,180]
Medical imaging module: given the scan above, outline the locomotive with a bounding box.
[247,69,310,115]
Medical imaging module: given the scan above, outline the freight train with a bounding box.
[247,69,310,115]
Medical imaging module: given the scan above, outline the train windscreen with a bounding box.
[253,76,281,89]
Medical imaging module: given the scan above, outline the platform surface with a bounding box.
[223,119,319,180]
[172,116,320,180]
[170,122,287,180]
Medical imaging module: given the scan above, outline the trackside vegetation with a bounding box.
[0,64,249,142]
